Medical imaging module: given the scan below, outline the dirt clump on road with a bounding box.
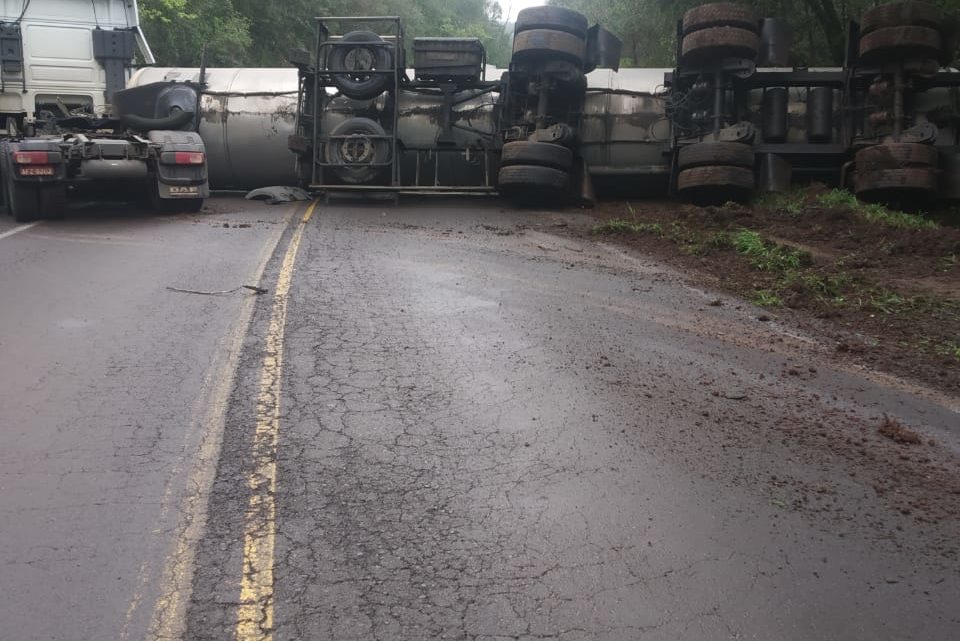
[878,415,923,445]
[575,187,960,394]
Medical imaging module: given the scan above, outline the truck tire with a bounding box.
[515,6,589,39]
[678,141,754,170]
[328,31,394,100]
[682,3,759,35]
[860,1,943,35]
[855,143,938,170]
[677,165,755,204]
[858,25,942,63]
[325,117,390,185]
[500,141,574,171]
[498,164,570,192]
[681,26,760,64]
[855,167,937,195]
[512,29,586,66]
[6,174,41,222]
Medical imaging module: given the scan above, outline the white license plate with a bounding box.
[20,166,54,176]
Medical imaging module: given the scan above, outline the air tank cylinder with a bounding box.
[806,87,833,143]
[762,87,788,143]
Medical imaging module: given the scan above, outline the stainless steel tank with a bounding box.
[128,67,300,189]
[129,66,678,190]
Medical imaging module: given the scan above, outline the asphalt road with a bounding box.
[1,198,958,640]
[0,199,292,641]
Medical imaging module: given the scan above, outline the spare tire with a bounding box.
[681,26,760,63]
[512,29,586,65]
[328,30,394,100]
[678,141,754,170]
[858,25,942,63]
[501,141,574,171]
[860,1,944,35]
[682,3,759,35]
[324,117,390,184]
[515,6,589,39]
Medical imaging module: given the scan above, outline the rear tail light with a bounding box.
[160,151,206,165]
[13,151,50,164]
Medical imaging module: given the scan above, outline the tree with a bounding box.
[140,0,251,66]
[140,0,512,68]
[550,0,959,68]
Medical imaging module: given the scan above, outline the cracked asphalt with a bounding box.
[2,198,958,640]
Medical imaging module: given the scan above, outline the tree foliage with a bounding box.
[141,0,511,67]
[550,0,959,67]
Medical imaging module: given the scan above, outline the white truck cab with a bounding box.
[1,0,154,128]
[0,0,208,222]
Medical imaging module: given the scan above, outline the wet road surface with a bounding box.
[0,199,292,641]
[2,199,958,640]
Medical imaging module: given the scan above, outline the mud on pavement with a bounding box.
[183,202,959,640]
[581,189,960,397]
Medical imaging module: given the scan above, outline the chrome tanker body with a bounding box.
[133,66,674,194]
[129,68,300,190]
[131,2,960,207]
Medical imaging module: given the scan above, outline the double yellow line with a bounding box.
[236,201,317,641]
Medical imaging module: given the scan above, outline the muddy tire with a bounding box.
[682,3,758,35]
[501,141,574,171]
[328,30,394,100]
[7,179,40,222]
[325,117,390,185]
[860,1,944,35]
[681,26,760,64]
[855,167,938,196]
[855,143,938,171]
[677,165,755,204]
[678,141,754,170]
[498,164,570,196]
[515,6,588,39]
[858,25,942,63]
[512,29,586,65]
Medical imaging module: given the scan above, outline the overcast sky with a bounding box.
[498,0,546,21]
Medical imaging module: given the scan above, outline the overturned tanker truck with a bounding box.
[131,1,960,208]
[283,1,960,206]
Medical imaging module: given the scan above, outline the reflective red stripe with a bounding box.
[13,151,49,164]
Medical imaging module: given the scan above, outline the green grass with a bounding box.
[788,272,852,305]
[755,190,805,216]
[751,289,783,307]
[943,343,960,360]
[591,219,663,236]
[816,189,938,230]
[732,230,809,272]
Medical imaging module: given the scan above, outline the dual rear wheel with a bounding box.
[676,141,755,205]
[497,141,574,201]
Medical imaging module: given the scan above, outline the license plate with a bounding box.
[20,166,55,176]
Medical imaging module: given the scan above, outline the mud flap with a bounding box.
[585,26,623,73]
[156,181,209,199]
